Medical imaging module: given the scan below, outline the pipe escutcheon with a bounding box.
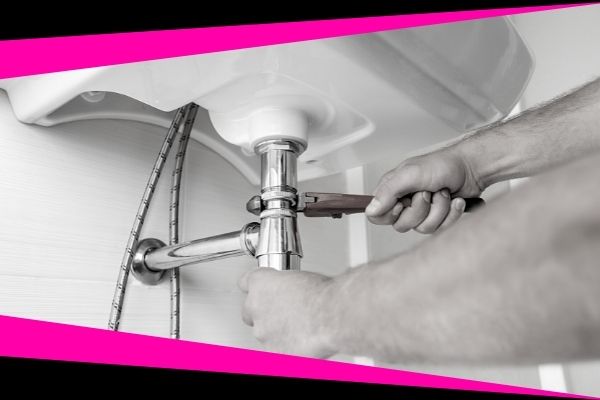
[132,238,167,285]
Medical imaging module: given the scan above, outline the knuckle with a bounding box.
[432,191,448,204]
[403,162,422,178]
[377,170,396,191]
[403,161,429,184]
[376,177,396,197]
[380,169,396,183]
[377,163,419,194]
[247,268,271,287]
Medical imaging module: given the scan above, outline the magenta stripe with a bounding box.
[0,4,584,79]
[0,315,592,398]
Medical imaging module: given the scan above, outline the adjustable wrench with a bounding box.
[247,192,484,219]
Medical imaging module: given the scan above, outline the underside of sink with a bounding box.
[0,17,532,184]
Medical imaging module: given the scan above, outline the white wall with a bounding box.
[0,91,349,349]
[514,5,600,109]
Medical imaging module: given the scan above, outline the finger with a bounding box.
[392,191,431,233]
[238,269,253,293]
[241,301,254,326]
[366,166,422,217]
[253,325,268,343]
[367,201,404,225]
[415,189,451,234]
[438,197,466,231]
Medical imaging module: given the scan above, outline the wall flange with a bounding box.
[131,238,167,286]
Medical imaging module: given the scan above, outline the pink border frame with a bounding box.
[0,316,594,398]
[0,4,596,397]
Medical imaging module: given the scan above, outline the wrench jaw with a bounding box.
[247,192,370,219]
[297,193,344,218]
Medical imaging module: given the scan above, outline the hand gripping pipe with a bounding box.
[169,104,199,339]
[108,104,190,331]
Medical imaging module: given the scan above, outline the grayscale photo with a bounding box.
[1,4,599,397]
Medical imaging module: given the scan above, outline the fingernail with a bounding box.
[454,198,466,211]
[392,203,403,216]
[366,199,381,215]
[422,191,431,203]
[441,189,450,199]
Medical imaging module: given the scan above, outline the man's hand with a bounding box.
[366,147,482,234]
[239,268,336,358]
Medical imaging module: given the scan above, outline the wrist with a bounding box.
[449,122,521,191]
[314,266,370,356]
[313,275,343,355]
[447,139,489,194]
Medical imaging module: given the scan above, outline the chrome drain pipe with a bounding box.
[253,139,305,271]
[132,223,260,284]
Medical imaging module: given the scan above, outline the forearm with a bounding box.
[451,77,600,189]
[324,152,600,364]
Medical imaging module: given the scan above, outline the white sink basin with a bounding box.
[0,17,532,184]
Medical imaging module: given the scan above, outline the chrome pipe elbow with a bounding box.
[132,222,260,285]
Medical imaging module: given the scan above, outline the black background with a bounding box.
[0,356,567,398]
[0,1,593,40]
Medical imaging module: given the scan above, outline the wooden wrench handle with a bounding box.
[301,192,484,218]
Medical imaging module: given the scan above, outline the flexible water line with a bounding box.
[108,105,190,331]
[169,104,199,338]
